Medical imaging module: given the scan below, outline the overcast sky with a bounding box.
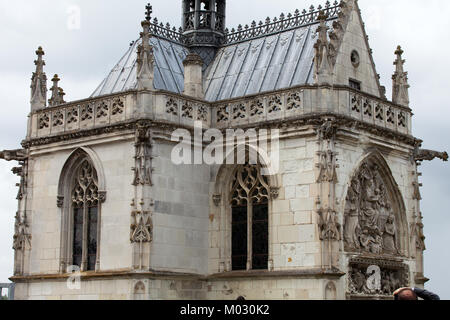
[0,0,449,299]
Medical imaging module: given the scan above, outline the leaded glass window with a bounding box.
[71,159,99,271]
[231,165,269,271]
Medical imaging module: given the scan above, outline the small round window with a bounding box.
[351,50,360,68]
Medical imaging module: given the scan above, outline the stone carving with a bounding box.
[48,74,66,107]
[411,214,426,251]
[392,46,410,107]
[80,104,94,121]
[250,99,264,117]
[414,148,449,162]
[286,91,302,111]
[52,110,64,127]
[232,103,246,120]
[132,125,153,186]
[267,95,282,114]
[217,105,229,123]
[38,113,50,129]
[375,103,384,121]
[67,107,79,124]
[362,98,372,117]
[344,160,400,255]
[57,196,64,208]
[212,194,221,207]
[182,101,193,119]
[318,208,341,241]
[130,211,153,243]
[270,187,280,200]
[314,11,333,84]
[348,258,409,296]
[111,97,124,116]
[317,150,338,183]
[96,101,109,119]
[166,97,178,116]
[30,46,47,110]
[350,93,361,113]
[0,149,27,162]
[398,112,407,128]
[136,11,155,91]
[386,107,395,124]
[197,104,208,122]
[13,211,31,251]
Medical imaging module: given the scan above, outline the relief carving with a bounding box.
[130,211,153,243]
[348,258,409,297]
[344,160,400,255]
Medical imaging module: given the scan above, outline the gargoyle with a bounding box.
[414,148,448,162]
[0,149,27,161]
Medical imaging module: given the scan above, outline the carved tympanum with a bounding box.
[344,160,400,255]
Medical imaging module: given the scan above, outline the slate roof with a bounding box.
[91,38,188,98]
[91,7,338,102]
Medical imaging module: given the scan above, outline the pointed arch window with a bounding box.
[71,159,99,271]
[230,164,269,271]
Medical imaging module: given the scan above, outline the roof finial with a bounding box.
[136,4,154,91]
[392,45,410,107]
[30,46,47,110]
[48,74,66,106]
[145,3,152,22]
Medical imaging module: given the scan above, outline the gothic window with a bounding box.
[230,165,269,271]
[70,159,100,271]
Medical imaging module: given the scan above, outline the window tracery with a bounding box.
[230,165,269,271]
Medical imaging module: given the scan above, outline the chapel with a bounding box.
[0,0,448,300]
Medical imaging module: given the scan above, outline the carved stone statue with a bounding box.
[344,159,400,255]
[133,126,152,186]
[383,212,398,254]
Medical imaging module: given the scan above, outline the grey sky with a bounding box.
[0,0,449,299]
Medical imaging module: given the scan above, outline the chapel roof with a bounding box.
[90,2,340,101]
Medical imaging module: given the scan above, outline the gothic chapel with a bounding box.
[1,0,447,300]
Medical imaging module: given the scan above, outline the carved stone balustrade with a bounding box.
[30,91,212,140]
[212,86,412,136]
[29,86,411,141]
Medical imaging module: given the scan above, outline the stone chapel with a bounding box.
[0,0,448,300]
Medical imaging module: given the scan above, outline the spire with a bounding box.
[136,3,154,91]
[314,11,333,85]
[30,46,47,110]
[48,74,66,106]
[392,45,410,107]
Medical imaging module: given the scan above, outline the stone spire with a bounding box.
[136,3,155,91]
[314,11,333,85]
[392,45,410,107]
[30,46,47,110]
[48,74,66,106]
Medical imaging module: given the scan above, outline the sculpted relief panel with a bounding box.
[348,258,409,297]
[344,160,401,255]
